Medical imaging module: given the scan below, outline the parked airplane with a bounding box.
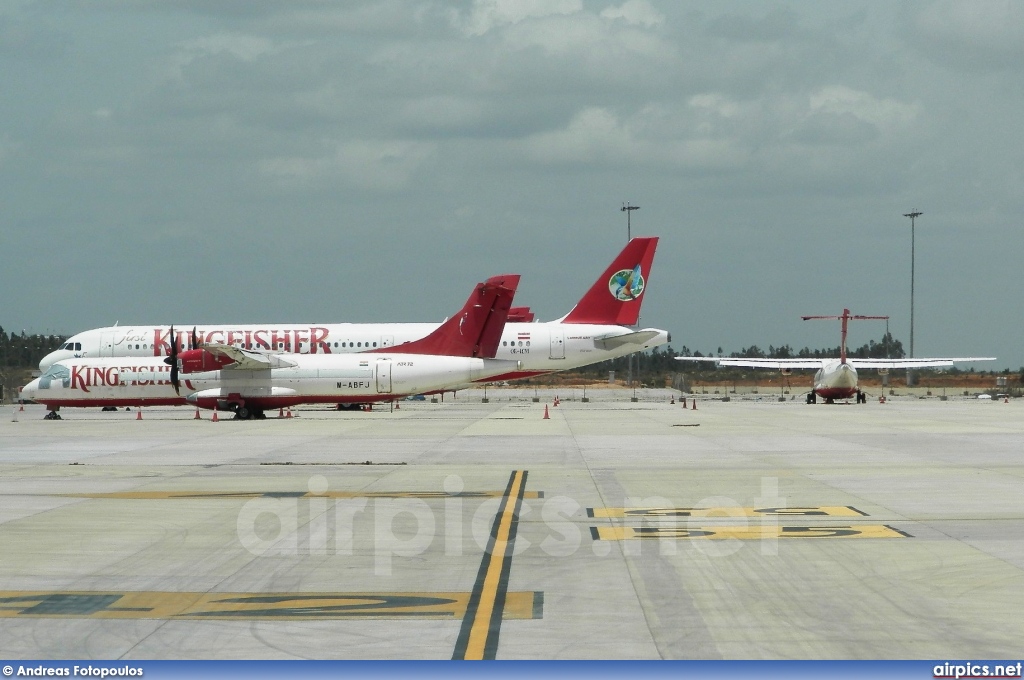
[39,237,670,382]
[22,276,521,419]
[676,308,995,404]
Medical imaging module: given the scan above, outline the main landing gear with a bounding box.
[806,392,817,404]
[232,405,266,420]
[856,390,867,404]
[44,410,62,420]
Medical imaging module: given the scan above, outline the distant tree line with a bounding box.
[0,328,67,402]
[563,333,1023,386]
[0,328,66,369]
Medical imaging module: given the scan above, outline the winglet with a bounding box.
[372,275,520,358]
[561,237,658,325]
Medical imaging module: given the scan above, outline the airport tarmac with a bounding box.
[1,390,1022,659]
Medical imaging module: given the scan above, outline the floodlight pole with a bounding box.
[622,202,639,241]
[903,210,922,386]
[621,203,640,390]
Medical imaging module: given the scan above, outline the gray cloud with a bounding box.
[2,0,1020,368]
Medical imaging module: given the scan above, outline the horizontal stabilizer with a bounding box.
[594,330,661,351]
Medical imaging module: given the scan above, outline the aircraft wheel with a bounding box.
[235,405,251,420]
[825,397,834,405]
[44,411,62,420]
[254,410,267,420]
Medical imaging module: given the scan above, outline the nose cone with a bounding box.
[39,350,73,372]
[21,378,40,401]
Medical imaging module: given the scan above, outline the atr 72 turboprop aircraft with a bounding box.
[677,309,995,404]
[22,276,521,419]
[39,237,670,382]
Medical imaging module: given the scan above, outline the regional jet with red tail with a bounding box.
[676,309,995,404]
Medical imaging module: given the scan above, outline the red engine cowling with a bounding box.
[178,348,236,374]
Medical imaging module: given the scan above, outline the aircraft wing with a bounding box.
[202,344,298,371]
[594,330,661,350]
[847,357,996,369]
[676,357,826,369]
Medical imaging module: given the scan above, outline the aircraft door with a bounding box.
[376,361,392,394]
[549,329,565,359]
[381,336,394,348]
[100,332,116,357]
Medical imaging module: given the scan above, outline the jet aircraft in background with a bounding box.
[676,308,995,403]
[39,237,670,382]
[23,277,521,419]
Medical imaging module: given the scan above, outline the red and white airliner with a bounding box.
[23,276,522,419]
[677,309,995,404]
[39,237,670,382]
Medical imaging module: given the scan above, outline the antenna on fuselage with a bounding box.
[801,309,889,364]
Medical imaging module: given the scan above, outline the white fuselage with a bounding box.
[40,322,670,379]
[23,354,521,411]
[813,360,859,400]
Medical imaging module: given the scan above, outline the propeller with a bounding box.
[163,325,181,395]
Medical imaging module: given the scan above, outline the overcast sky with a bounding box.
[3,1,1022,369]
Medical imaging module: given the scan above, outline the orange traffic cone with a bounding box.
[136,409,142,420]
[194,409,202,420]
[1005,396,1009,404]
[278,408,284,418]
[670,397,675,404]
[691,399,697,410]
[18,404,24,412]
[286,409,293,418]
[212,409,219,422]
[543,405,550,419]
[681,397,687,408]
[395,400,399,410]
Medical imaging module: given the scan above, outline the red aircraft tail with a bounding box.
[373,275,519,358]
[561,237,658,325]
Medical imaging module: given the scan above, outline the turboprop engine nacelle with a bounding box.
[175,348,236,374]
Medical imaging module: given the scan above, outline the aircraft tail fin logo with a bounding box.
[609,264,645,301]
[561,237,658,325]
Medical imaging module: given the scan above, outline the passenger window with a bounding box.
[373,342,377,347]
